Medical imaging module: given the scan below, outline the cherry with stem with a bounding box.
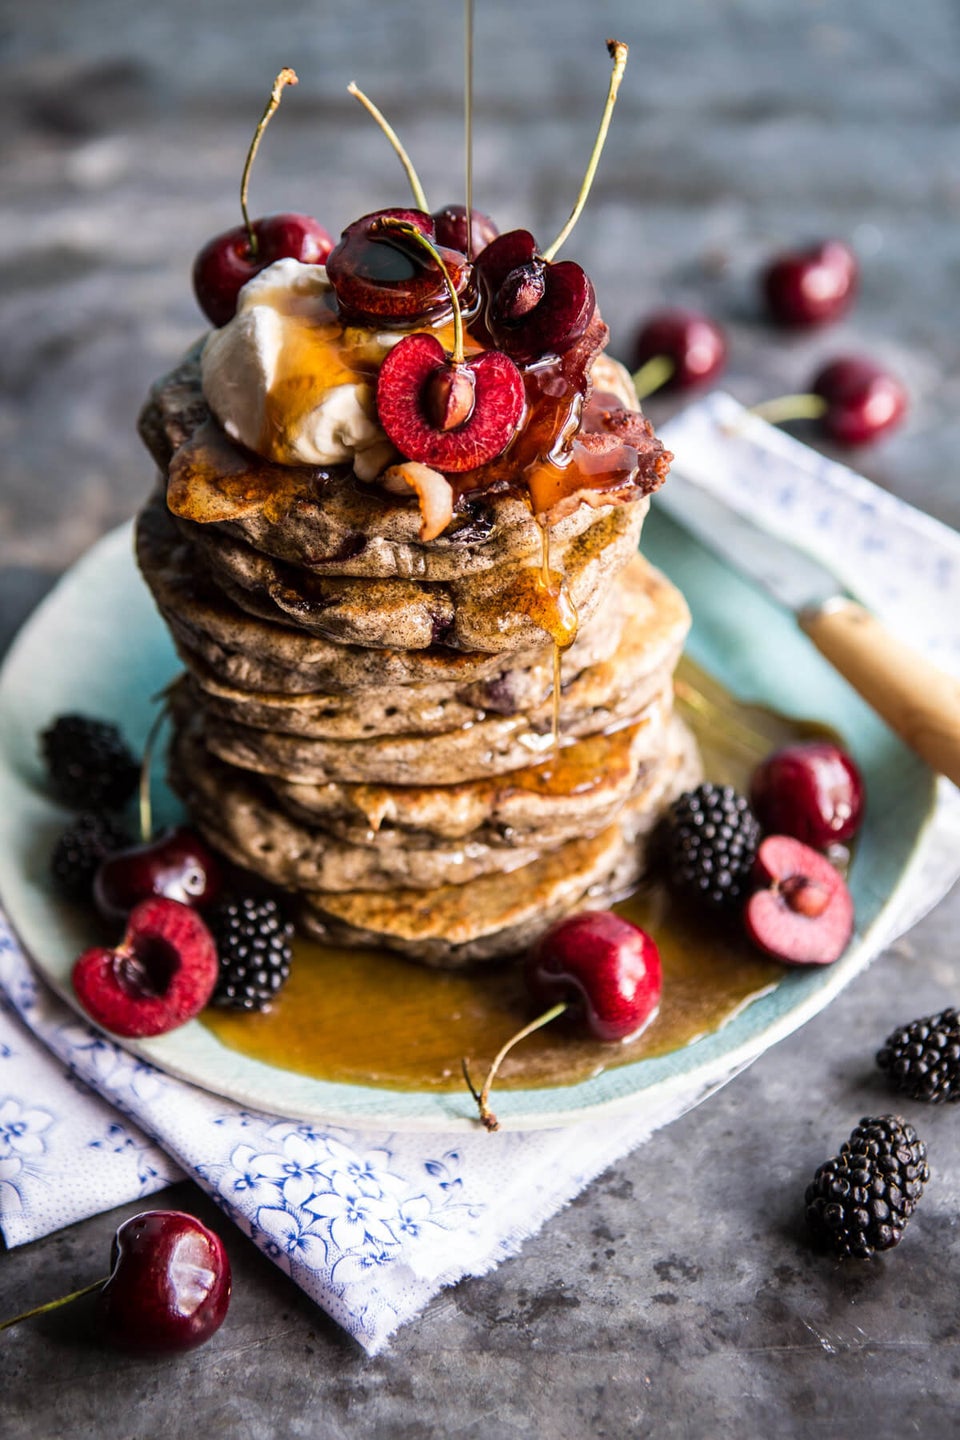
[1,1210,231,1353]
[749,356,907,446]
[461,911,663,1131]
[94,695,222,923]
[630,309,728,400]
[193,70,333,327]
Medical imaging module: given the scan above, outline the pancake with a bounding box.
[138,345,666,583]
[171,716,691,893]
[136,495,626,693]
[297,720,701,967]
[187,553,689,741]
[185,674,674,788]
[172,498,647,652]
[173,700,687,857]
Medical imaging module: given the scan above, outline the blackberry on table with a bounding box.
[805,1115,929,1258]
[663,782,761,909]
[208,894,294,1011]
[50,812,133,902]
[877,1007,960,1103]
[41,714,139,812]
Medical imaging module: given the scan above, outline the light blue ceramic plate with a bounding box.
[0,513,936,1130]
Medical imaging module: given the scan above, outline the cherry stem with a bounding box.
[464,0,474,259]
[748,393,829,426]
[0,1276,109,1332]
[542,39,629,264]
[463,1001,568,1131]
[347,82,429,213]
[138,704,169,845]
[240,68,298,259]
[372,218,465,363]
[632,355,676,401]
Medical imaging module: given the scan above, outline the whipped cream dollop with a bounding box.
[200,258,397,474]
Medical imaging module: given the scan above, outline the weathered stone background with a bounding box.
[3,2,960,1436]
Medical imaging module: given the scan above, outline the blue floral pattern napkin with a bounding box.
[2,392,958,1354]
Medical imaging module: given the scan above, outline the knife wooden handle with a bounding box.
[799,598,960,786]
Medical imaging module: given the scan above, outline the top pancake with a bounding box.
[138,346,668,583]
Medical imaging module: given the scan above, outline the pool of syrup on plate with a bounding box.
[201,658,836,1092]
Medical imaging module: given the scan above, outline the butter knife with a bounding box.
[655,471,960,786]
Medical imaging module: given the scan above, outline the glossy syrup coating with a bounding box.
[326,209,471,323]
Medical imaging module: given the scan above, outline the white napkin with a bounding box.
[2,392,959,1355]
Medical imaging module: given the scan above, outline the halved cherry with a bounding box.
[378,333,524,472]
[326,209,471,323]
[372,218,524,472]
[476,229,595,362]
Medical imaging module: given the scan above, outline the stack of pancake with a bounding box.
[136,350,699,968]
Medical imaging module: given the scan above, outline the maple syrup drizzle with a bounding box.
[464,0,474,259]
[534,518,578,751]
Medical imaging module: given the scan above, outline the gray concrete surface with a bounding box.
[2,1,960,1435]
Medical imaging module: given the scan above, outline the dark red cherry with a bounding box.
[751,741,865,848]
[526,910,662,1042]
[193,214,333,328]
[812,356,907,445]
[464,908,662,1129]
[100,1211,231,1353]
[93,826,223,924]
[475,229,595,362]
[431,203,499,256]
[377,332,524,472]
[326,209,470,323]
[631,308,727,391]
[0,1208,231,1350]
[762,240,858,328]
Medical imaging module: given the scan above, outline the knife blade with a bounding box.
[655,469,960,786]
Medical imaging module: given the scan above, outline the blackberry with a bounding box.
[877,1007,960,1102]
[208,894,294,1011]
[805,1115,929,1258]
[41,714,139,811]
[663,782,761,909]
[50,812,133,902]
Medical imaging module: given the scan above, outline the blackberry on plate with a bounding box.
[50,812,133,902]
[663,782,761,909]
[805,1115,929,1258]
[207,894,294,1011]
[877,1007,960,1103]
[41,714,139,812]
